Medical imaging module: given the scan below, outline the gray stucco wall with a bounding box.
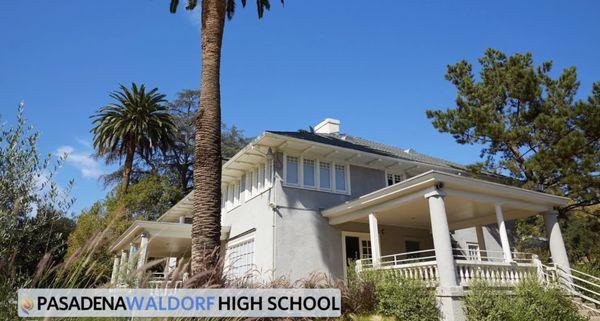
[226,151,502,282]
[452,225,503,259]
[221,183,276,280]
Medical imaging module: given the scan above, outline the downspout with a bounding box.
[267,148,278,277]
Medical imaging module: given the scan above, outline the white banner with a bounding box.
[18,288,341,318]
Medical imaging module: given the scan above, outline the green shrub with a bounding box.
[375,276,439,321]
[464,280,586,321]
[463,282,511,321]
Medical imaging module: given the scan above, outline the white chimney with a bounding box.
[314,118,340,134]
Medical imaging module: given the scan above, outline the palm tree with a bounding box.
[91,83,175,194]
[169,0,281,276]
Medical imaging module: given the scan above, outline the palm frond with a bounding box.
[90,83,176,165]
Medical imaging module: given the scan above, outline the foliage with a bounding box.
[514,205,600,265]
[464,280,586,321]
[169,0,282,19]
[340,263,378,315]
[222,123,252,159]
[91,83,176,192]
[64,172,185,285]
[427,49,599,212]
[463,282,510,321]
[0,103,75,276]
[373,275,439,321]
[120,172,185,221]
[103,89,251,192]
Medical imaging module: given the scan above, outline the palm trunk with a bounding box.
[122,140,135,195]
[191,0,226,278]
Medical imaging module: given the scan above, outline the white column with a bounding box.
[425,189,458,287]
[136,232,150,271]
[475,225,487,261]
[127,243,137,273]
[425,189,465,321]
[110,256,120,285]
[543,211,572,282]
[179,216,185,224]
[495,204,513,262]
[118,250,128,283]
[368,213,381,267]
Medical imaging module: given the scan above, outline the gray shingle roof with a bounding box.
[267,130,467,171]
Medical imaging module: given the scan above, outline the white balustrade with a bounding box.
[356,248,540,288]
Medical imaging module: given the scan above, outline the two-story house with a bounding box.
[109,118,571,321]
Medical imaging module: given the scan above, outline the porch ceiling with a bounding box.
[109,221,231,257]
[323,171,569,229]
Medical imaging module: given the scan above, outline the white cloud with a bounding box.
[56,145,104,179]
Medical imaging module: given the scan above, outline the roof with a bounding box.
[267,130,467,171]
[322,170,570,227]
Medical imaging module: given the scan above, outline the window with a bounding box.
[225,237,255,279]
[227,185,234,209]
[252,170,258,195]
[240,175,246,202]
[265,161,272,186]
[283,154,349,194]
[386,172,405,186]
[286,156,299,185]
[303,159,315,187]
[319,162,331,189]
[361,239,372,259]
[258,165,264,190]
[467,243,480,261]
[233,182,240,205]
[335,164,346,192]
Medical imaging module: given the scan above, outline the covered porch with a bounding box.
[108,221,231,287]
[323,170,571,320]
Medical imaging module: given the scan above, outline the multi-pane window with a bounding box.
[252,170,258,195]
[225,237,255,279]
[286,156,299,185]
[361,239,372,259]
[265,161,272,186]
[222,163,273,211]
[467,243,480,261]
[240,175,246,202]
[258,165,264,190]
[335,164,346,192]
[233,183,240,204]
[303,159,315,187]
[386,172,404,186]
[319,162,331,189]
[284,155,349,194]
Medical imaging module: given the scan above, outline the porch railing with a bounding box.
[146,271,188,289]
[355,248,540,287]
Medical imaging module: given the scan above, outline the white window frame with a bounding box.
[467,242,481,261]
[224,233,255,280]
[283,153,351,195]
[302,158,317,188]
[385,170,406,186]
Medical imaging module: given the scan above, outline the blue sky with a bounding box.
[1,0,598,215]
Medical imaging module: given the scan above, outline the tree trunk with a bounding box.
[122,140,136,195]
[191,0,226,279]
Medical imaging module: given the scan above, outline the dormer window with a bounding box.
[284,153,350,195]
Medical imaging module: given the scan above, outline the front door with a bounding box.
[343,233,372,278]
